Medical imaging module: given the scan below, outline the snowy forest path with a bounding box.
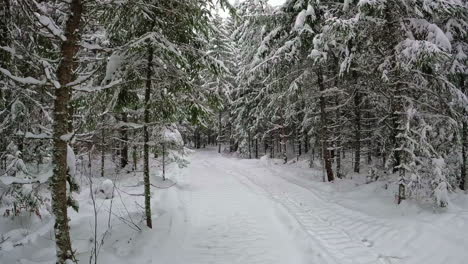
[210,153,394,264]
[153,149,306,264]
[151,149,465,264]
[156,149,391,264]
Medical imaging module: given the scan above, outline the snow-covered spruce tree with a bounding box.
[253,0,338,180]
[307,1,383,177]
[444,3,468,191]
[200,15,235,154]
[0,0,12,164]
[102,0,234,228]
[225,0,467,204]
[0,0,115,261]
[0,0,55,172]
[341,0,467,204]
[230,0,275,158]
[0,145,47,219]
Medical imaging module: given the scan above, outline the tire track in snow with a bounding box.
[262,166,421,264]
[187,152,468,264]
[217,158,393,264]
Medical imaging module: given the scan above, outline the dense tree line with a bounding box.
[0,0,467,263]
[0,0,231,263]
[217,0,467,206]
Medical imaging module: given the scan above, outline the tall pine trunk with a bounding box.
[297,129,302,157]
[101,125,105,177]
[354,86,361,173]
[335,96,341,178]
[121,113,129,168]
[0,0,10,167]
[461,76,467,191]
[317,67,334,182]
[462,118,467,191]
[304,133,309,153]
[218,111,222,153]
[51,0,82,262]
[394,83,406,204]
[162,143,166,181]
[270,134,274,158]
[0,0,9,102]
[143,45,153,228]
[255,138,258,158]
[248,130,252,159]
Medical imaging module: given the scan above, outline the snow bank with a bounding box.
[95,179,114,199]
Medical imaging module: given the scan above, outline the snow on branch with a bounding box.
[0,176,40,185]
[126,32,185,64]
[115,121,144,129]
[0,67,46,85]
[80,42,110,52]
[73,79,121,92]
[24,132,52,139]
[33,12,67,41]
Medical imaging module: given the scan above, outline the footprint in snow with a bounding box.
[362,238,374,247]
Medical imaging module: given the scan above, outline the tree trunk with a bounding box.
[394,83,406,204]
[462,117,467,190]
[317,67,334,182]
[276,133,282,155]
[218,111,222,153]
[334,92,342,178]
[0,0,11,168]
[51,0,82,262]
[304,133,309,153]
[132,145,138,171]
[143,45,153,228]
[461,76,467,191]
[0,0,10,104]
[270,134,274,158]
[354,86,361,173]
[228,112,234,152]
[282,127,287,155]
[248,130,252,159]
[121,113,129,168]
[195,128,201,149]
[101,126,105,177]
[297,128,302,157]
[255,138,258,159]
[162,143,166,181]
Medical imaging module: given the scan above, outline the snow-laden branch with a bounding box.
[0,176,40,185]
[80,42,110,52]
[73,79,121,92]
[25,132,52,139]
[66,66,103,87]
[33,12,67,41]
[0,67,46,85]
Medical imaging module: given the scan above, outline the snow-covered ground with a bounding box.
[2,148,468,264]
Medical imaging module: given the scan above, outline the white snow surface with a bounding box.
[1,149,468,264]
[102,53,123,84]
